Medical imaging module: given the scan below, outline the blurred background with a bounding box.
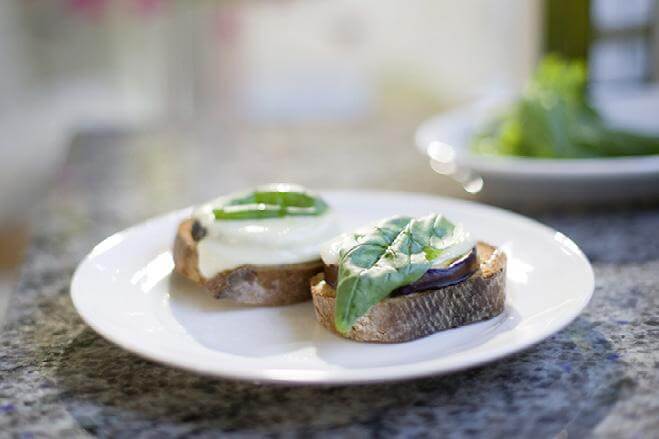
[1,0,658,317]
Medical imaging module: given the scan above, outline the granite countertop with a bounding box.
[1,126,658,438]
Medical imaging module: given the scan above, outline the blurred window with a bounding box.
[590,0,658,85]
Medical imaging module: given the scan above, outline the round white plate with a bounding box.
[71,191,594,385]
[415,89,659,205]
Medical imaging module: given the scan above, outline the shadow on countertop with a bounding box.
[46,314,626,438]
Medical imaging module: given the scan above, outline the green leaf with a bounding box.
[471,55,659,158]
[213,188,328,220]
[423,245,442,261]
[334,214,462,334]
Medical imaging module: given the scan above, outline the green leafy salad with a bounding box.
[471,55,659,158]
[333,214,472,333]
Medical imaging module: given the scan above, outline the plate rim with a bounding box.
[70,190,595,385]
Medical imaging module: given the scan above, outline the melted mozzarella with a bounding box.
[319,231,359,266]
[192,200,338,278]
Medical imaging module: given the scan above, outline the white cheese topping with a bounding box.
[192,195,339,278]
[319,231,360,266]
[320,220,475,268]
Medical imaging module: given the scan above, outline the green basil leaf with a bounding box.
[212,188,328,220]
[334,214,459,334]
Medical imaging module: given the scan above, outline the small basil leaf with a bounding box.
[212,188,328,220]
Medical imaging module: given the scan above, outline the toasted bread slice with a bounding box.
[310,242,506,343]
[173,219,323,305]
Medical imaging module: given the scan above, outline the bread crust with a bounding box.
[173,219,323,305]
[310,242,506,342]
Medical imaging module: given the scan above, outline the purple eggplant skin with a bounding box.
[323,247,479,296]
[392,248,478,296]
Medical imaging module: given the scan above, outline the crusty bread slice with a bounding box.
[173,219,323,305]
[310,242,506,343]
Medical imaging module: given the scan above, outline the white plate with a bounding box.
[71,191,594,385]
[415,89,659,205]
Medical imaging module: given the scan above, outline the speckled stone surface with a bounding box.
[1,128,658,438]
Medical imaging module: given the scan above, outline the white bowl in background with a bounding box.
[415,87,659,206]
